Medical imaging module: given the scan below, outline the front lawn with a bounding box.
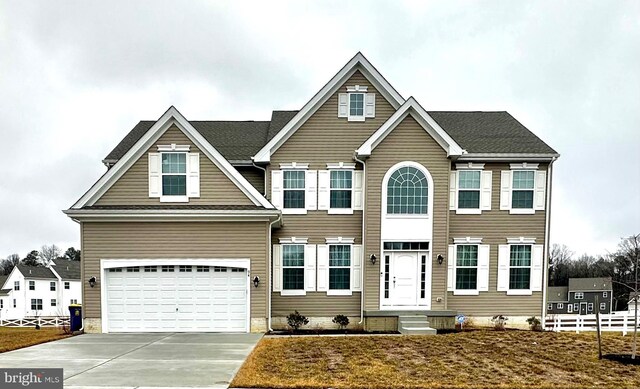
[0,327,70,353]
[232,330,640,389]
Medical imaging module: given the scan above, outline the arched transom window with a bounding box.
[386,166,428,214]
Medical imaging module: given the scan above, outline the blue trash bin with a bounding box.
[69,304,82,332]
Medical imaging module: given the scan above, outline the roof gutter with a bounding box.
[456,153,560,162]
[353,152,367,326]
[542,156,557,327]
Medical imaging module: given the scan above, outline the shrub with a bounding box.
[526,316,543,331]
[491,315,508,331]
[332,314,350,330]
[286,310,309,331]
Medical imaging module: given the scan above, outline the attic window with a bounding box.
[338,85,375,121]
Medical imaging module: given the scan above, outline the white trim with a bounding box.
[253,53,405,163]
[346,85,368,92]
[506,289,533,296]
[510,162,540,170]
[157,144,190,152]
[356,97,464,157]
[282,209,308,215]
[455,209,482,215]
[458,153,560,162]
[100,258,251,333]
[453,290,480,296]
[159,195,188,203]
[280,290,306,296]
[325,237,355,244]
[327,290,353,296]
[279,162,309,170]
[328,208,354,215]
[278,237,309,244]
[506,237,537,244]
[453,237,483,244]
[455,162,485,170]
[64,209,281,223]
[71,106,274,209]
[509,208,536,215]
[326,162,356,170]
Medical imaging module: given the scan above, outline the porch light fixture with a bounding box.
[437,254,444,265]
[88,276,96,288]
[253,276,260,288]
[369,254,377,265]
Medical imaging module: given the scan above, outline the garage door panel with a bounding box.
[106,265,247,332]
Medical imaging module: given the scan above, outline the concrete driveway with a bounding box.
[0,333,262,389]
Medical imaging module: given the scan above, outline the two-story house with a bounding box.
[547,277,613,315]
[65,53,558,333]
[0,260,82,320]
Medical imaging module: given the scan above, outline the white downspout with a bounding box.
[542,157,556,327]
[353,152,366,325]
[268,212,281,332]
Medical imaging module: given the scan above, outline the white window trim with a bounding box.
[327,243,353,296]
[348,92,366,122]
[506,237,537,244]
[281,169,308,214]
[499,241,542,295]
[509,165,537,214]
[453,237,484,244]
[450,243,481,296]
[159,151,189,203]
[575,292,584,299]
[328,169,354,215]
[325,237,355,244]
[567,304,574,313]
[157,144,190,152]
[603,291,608,298]
[547,303,553,310]
[558,303,564,309]
[450,165,491,214]
[280,162,309,170]
[279,237,309,244]
[600,302,607,310]
[326,162,356,170]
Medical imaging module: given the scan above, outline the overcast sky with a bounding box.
[0,1,638,260]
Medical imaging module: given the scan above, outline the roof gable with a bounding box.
[356,97,464,157]
[16,264,56,279]
[71,107,274,209]
[253,52,405,163]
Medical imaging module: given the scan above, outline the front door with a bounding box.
[580,302,588,315]
[391,252,418,306]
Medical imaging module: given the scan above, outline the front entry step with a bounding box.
[398,315,437,335]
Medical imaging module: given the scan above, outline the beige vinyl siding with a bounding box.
[271,292,361,316]
[447,163,548,316]
[272,212,363,244]
[81,221,269,320]
[96,125,254,206]
[364,115,450,310]
[267,70,397,316]
[237,166,265,194]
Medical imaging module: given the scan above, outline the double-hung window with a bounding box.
[29,281,35,291]
[64,281,70,289]
[161,153,187,197]
[283,171,305,209]
[282,245,305,291]
[329,245,351,291]
[31,299,43,310]
[500,163,546,214]
[330,170,352,209]
[448,239,489,295]
[51,299,57,307]
[338,86,375,121]
[557,303,563,309]
[509,245,531,290]
[574,292,584,300]
[50,281,56,291]
[512,171,535,209]
[14,281,19,291]
[70,299,78,305]
[567,304,573,313]
[496,238,542,294]
[456,245,478,290]
[458,171,481,209]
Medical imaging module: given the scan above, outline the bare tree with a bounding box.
[612,234,640,359]
[40,244,61,265]
[548,244,575,286]
[0,253,20,275]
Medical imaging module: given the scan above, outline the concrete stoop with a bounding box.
[398,315,437,335]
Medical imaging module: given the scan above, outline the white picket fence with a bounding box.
[546,312,640,335]
[0,317,69,327]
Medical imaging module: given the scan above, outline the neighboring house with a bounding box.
[627,292,639,313]
[547,277,612,315]
[0,261,82,320]
[64,53,559,334]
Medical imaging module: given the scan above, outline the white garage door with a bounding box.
[105,265,247,332]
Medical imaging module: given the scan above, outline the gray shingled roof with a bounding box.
[16,264,56,279]
[428,111,558,155]
[0,275,8,289]
[568,277,612,292]
[547,286,569,302]
[103,109,556,164]
[52,259,80,280]
[0,289,11,296]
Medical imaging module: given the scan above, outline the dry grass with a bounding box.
[0,327,70,353]
[232,331,640,389]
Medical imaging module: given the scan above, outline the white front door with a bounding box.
[391,252,418,306]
